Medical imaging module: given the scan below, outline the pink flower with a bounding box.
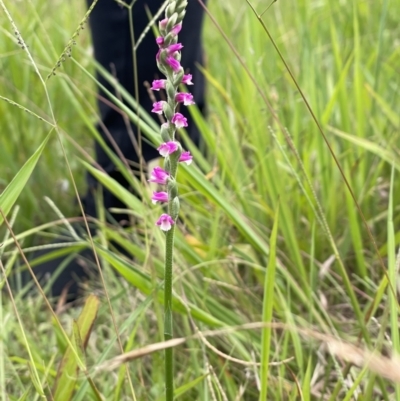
[157,141,179,157]
[148,166,169,184]
[151,191,169,204]
[179,151,193,165]
[182,74,193,85]
[156,36,164,47]
[151,79,166,91]
[171,113,188,129]
[151,101,165,115]
[175,92,195,106]
[167,43,183,54]
[166,56,181,72]
[171,24,182,36]
[156,213,175,231]
[159,18,168,30]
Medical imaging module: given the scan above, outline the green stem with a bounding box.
[164,153,178,400]
[164,225,175,400]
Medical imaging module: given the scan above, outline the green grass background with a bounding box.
[0,0,400,399]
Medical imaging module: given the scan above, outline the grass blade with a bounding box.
[259,203,279,400]
[0,130,52,227]
[387,164,400,399]
[53,295,100,401]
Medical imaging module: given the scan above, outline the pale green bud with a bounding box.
[168,180,178,199]
[164,158,171,173]
[173,69,184,86]
[161,123,172,142]
[166,2,176,18]
[166,81,176,101]
[163,102,174,121]
[166,13,178,31]
[171,197,180,219]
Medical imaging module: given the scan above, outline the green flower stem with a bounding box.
[161,3,186,398]
[164,155,179,401]
[164,225,175,401]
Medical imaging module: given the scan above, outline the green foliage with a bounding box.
[0,0,400,400]
[0,131,52,227]
[259,203,279,400]
[53,294,99,401]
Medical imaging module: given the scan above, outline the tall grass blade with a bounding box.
[173,374,208,399]
[53,295,100,401]
[259,203,279,401]
[0,131,52,227]
[387,165,400,399]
